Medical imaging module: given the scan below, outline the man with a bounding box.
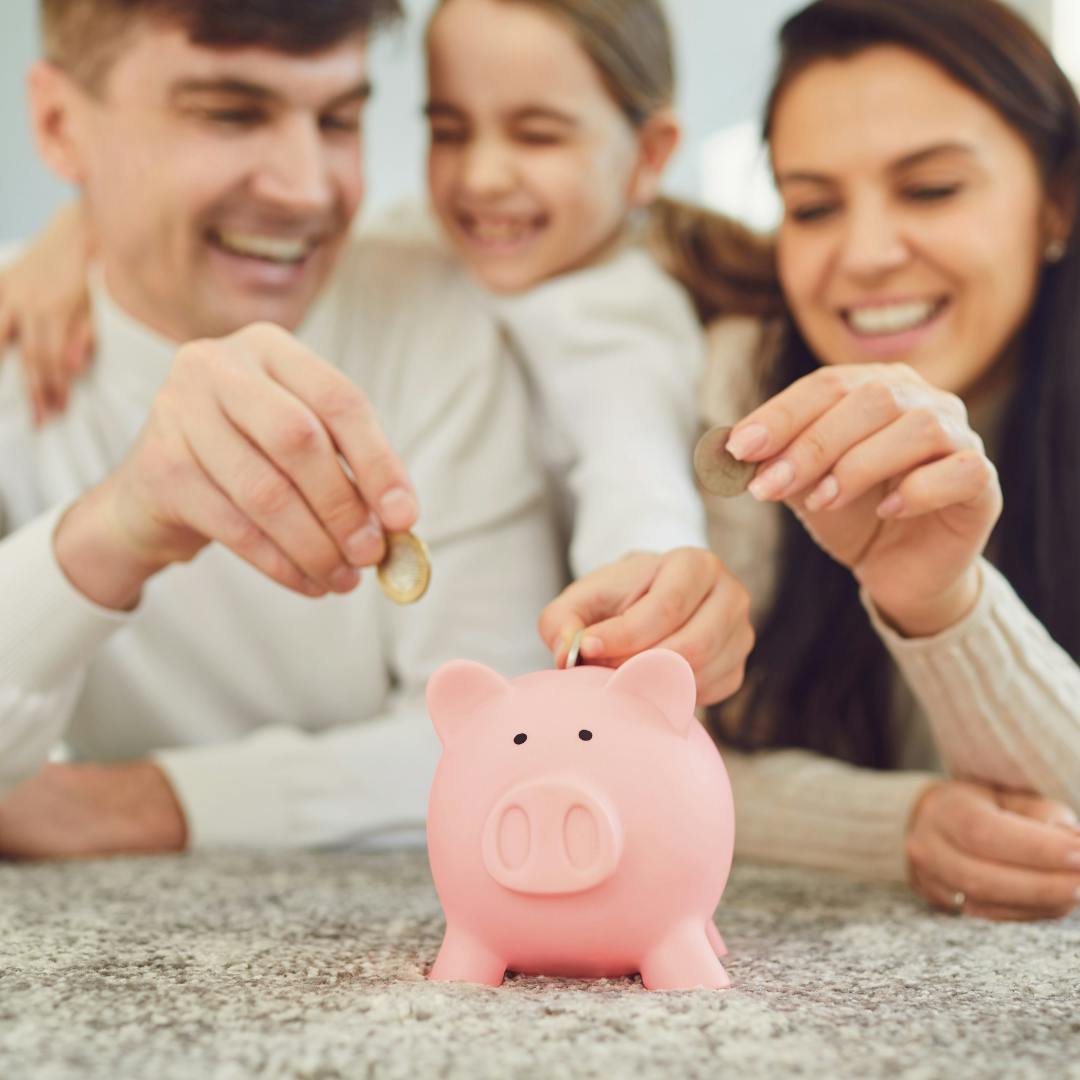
[0,0,563,856]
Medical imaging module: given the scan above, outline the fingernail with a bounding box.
[329,566,360,593]
[346,522,383,565]
[748,460,795,501]
[1074,884,1080,902]
[581,635,603,657]
[1066,851,1080,871]
[804,475,840,513]
[1060,808,1079,827]
[726,424,769,461]
[379,487,417,525]
[877,492,904,519]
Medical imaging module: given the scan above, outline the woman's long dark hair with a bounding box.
[702,0,1080,767]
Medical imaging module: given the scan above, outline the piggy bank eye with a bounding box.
[578,729,593,741]
[513,733,528,745]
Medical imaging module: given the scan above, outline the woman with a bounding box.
[548,0,1080,921]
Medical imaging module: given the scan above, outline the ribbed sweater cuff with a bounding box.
[726,749,938,883]
[0,506,132,691]
[863,561,1080,804]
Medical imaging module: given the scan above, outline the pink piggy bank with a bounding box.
[425,648,735,991]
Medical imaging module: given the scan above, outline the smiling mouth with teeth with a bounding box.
[211,229,316,265]
[842,298,949,337]
[457,213,545,247]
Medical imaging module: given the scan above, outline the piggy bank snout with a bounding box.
[481,778,623,896]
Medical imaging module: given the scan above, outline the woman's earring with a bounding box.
[1045,237,1067,263]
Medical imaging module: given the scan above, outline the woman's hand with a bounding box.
[0,202,95,426]
[725,363,1002,637]
[538,548,754,706]
[906,779,1080,921]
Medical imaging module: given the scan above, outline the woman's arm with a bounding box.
[722,743,938,882]
[724,742,1080,920]
[865,560,1080,810]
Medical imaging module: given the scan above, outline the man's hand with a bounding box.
[906,779,1080,921]
[54,321,418,610]
[0,762,187,860]
[539,548,754,706]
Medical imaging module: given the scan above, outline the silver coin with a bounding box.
[565,629,584,669]
[694,425,757,497]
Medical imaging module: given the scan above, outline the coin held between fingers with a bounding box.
[564,629,584,670]
[694,425,757,497]
[377,531,431,604]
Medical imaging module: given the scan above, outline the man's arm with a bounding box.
[0,279,564,854]
[0,320,422,808]
[155,305,564,850]
[0,507,128,799]
[155,502,561,849]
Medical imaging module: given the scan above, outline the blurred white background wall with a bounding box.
[0,0,1058,243]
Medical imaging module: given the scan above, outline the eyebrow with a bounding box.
[423,102,465,120]
[776,141,980,187]
[423,101,578,126]
[170,78,372,111]
[509,106,578,126]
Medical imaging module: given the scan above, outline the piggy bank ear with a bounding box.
[603,649,696,736]
[426,661,512,746]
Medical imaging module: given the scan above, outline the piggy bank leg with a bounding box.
[640,922,731,991]
[429,923,507,986]
[706,921,728,958]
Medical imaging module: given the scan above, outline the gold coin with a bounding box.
[693,425,757,498]
[565,629,584,670]
[377,531,431,604]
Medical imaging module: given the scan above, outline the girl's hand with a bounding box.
[906,779,1080,921]
[0,202,95,426]
[538,548,754,706]
[725,363,1002,637]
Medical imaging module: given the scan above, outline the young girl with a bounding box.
[0,0,754,703]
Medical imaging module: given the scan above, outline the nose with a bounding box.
[251,115,335,214]
[838,195,909,280]
[461,138,517,199]
[481,777,623,896]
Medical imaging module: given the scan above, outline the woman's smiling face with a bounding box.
[770,45,1064,396]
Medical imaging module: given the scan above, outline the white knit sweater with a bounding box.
[702,317,1080,882]
[0,233,565,849]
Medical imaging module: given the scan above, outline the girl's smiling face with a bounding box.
[771,45,1070,396]
[425,0,676,294]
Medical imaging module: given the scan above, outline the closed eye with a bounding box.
[904,184,963,202]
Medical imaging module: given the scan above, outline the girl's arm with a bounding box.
[0,202,95,426]
[495,247,708,576]
[507,250,756,704]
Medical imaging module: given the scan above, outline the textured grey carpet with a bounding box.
[0,850,1077,1080]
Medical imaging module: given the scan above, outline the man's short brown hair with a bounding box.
[41,0,404,93]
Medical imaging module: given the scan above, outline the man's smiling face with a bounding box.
[64,24,369,341]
